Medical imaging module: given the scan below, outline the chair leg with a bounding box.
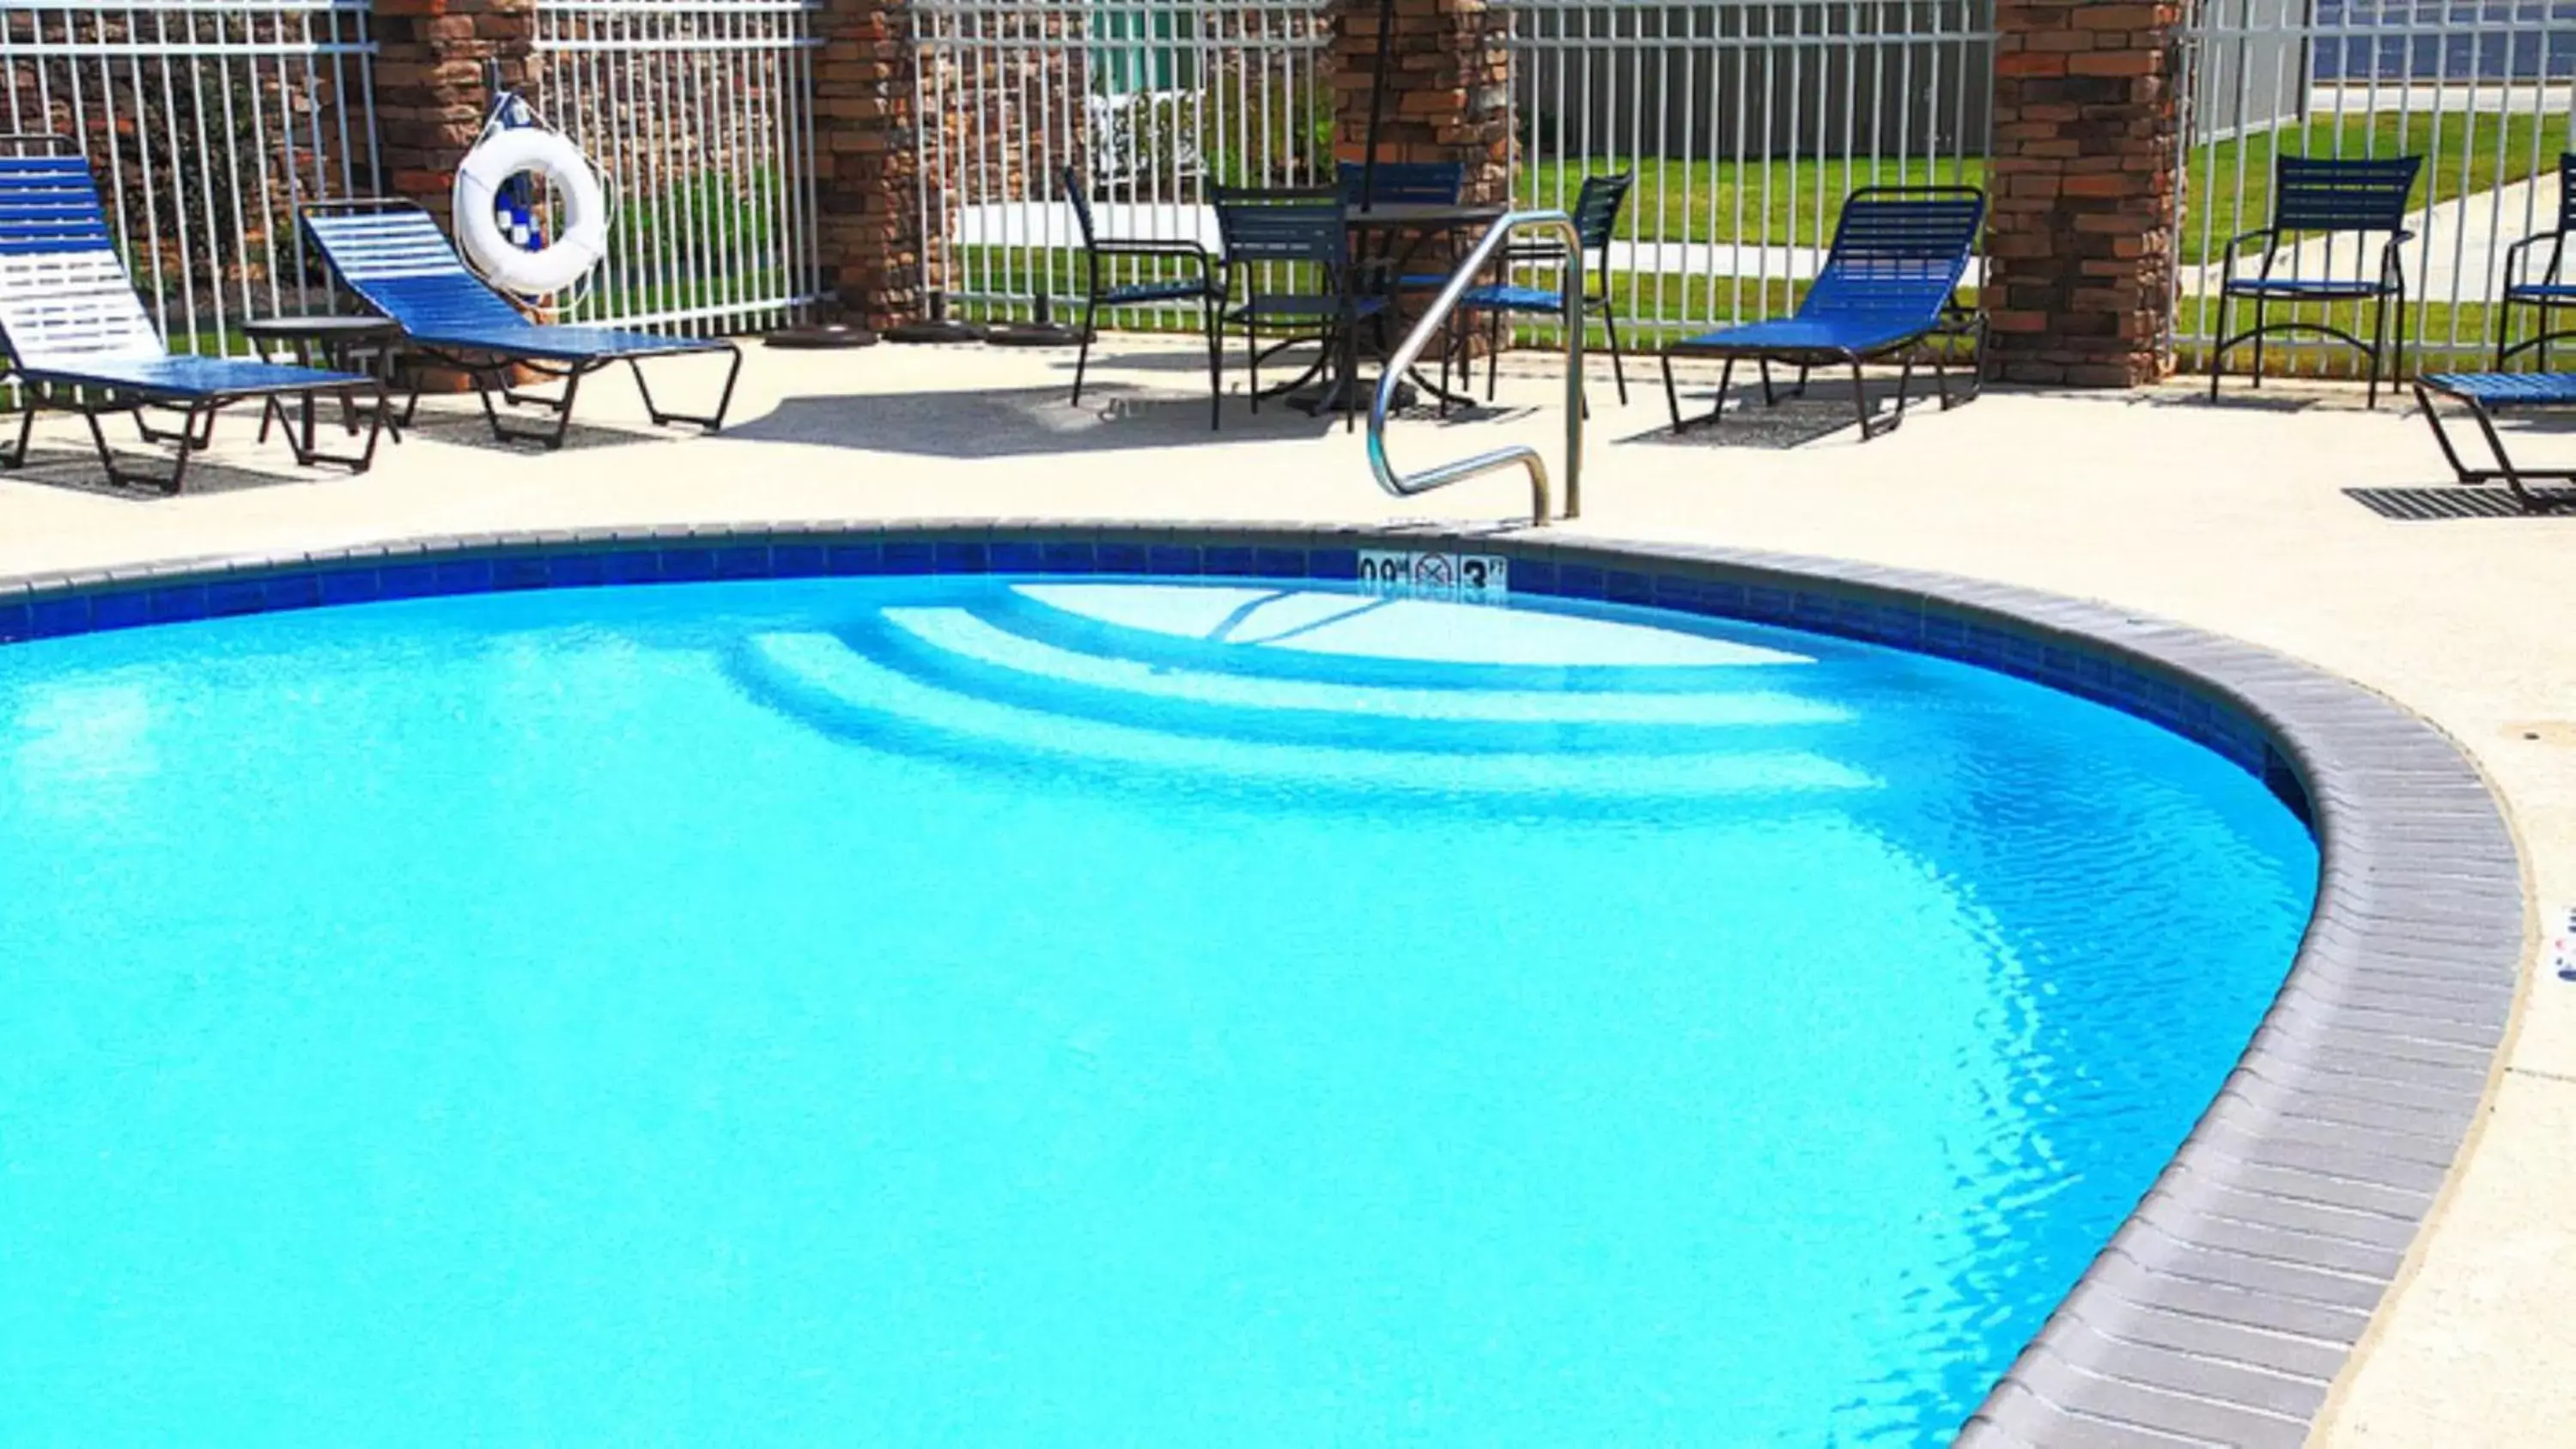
[2209,293,2231,401]
[1661,352,1683,432]
[1849,358,1874,440]
[2251,298,2268,391]
[1342,312,1359,434]
[1072,297,1100,406]
[1244,318,1261,414]
[1486,309,1504,402]
[1758,360,1777,407]
[627,346,742,433]
[2366,294,2387,410]
[1205,302,1224,432]
[1601,303,1629,406]
[2,387,36,469]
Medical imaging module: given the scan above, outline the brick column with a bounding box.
[1984,3,2186,386]
[371,0,537,223]
[1327,0,1510,206]
[813,0,920,330]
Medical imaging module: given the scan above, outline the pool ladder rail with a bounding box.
[1366,209,1586,529]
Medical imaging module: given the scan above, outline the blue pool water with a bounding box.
[0,575,2317,1445]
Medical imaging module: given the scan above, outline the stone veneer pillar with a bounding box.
[370,0,537,223]
[812,0,920,330]
[1327,0,1510,206]
[1984,3,2187,386]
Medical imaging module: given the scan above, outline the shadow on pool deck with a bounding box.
[716,382,1527,459]
[0,445,313,501]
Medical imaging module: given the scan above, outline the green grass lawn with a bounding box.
[1528,107,2567,266]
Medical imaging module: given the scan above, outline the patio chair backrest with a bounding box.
[300,200,532,336]
[1061,167,1097,250]
[1212,186,1350,272]
[1572,172,1633,252]
[1335,161,1463,208]
[2272,155,2421,234]
[1801,186,1984,320]
[0,136,164,369]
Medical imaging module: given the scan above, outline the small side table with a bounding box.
[246,314,406,454]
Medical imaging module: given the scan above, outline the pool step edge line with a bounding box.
[732,631,1880,801]
[871,606,1856,736]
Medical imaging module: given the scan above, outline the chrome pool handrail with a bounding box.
[1365,209,1585,527]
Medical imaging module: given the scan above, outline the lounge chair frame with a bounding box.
[1659,185,1987,441]
[301,197,742,451]
[2,377,387,495]
[2413,373,2576,511]
[0,135,386,493]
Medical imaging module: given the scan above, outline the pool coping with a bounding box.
[0,519,2523,1446]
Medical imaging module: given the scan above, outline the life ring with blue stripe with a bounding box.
[453,125,608,297]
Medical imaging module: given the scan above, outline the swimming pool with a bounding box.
[0,561,2321,1442]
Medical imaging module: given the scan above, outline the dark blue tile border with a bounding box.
[0,524,2518,1449]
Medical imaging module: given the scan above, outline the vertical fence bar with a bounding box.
[1,3,380,356]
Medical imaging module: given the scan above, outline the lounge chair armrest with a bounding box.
[2500,230,2568,288]
[2379,230,2415,284]
[2216,227,2276,284]
[1094,239,1216,264]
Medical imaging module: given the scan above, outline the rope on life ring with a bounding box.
[453,116,610,298]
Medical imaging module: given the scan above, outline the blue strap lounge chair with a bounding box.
[2208,155,2421,409]
[299,198,742,450]
[2414,372,2576,511]
[0,136,385,494]
[1660,186,1985,441]
[2496,153,2576,370]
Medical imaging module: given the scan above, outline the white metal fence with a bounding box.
[1502,0,1996,337]
[912,0,1331,323]
[532,0,823,336]
[2177,0,2576,373]
[0,0,379,355]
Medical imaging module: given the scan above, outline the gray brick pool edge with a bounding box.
[0,521,2521,1447]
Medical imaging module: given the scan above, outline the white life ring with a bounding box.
[453,126,608,297]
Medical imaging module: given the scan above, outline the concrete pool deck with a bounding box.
[4,337,2573,1443]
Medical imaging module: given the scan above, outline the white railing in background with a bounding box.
[1499,0,1996,341]
[912,0,1330,324]
[0,0,379,355]
[533,0,823,336]
[2177,0,2576,373]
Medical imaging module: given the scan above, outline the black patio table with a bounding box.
[1285,199,1508,416]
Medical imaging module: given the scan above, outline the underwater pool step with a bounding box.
[869,607,1852,747]
[733,633,1879,802]
[982,583,1816,692]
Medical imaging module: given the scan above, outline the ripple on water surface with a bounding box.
[0,576,2318,1444]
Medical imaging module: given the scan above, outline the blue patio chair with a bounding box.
[300,198,741,450]
[1659,186,1986,441]
[1212,186,1387,433]
[1452,171,1633,412]
[1061,167,1224,423]
[1335,161,1464,209]
[2208,155,2421,408]
[2414,371,2576,511]
[1335,160,1469,300]
[2497,153,2576,370]
[0,135,385,494]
